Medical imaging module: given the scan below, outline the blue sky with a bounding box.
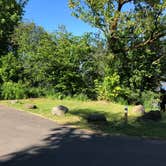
[23,0,134,35]
[23,0,97,35]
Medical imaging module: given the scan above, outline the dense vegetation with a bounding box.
[0,0,165,105]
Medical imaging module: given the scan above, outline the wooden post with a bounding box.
[124,106,128,124]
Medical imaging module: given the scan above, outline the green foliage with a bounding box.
[141,91,160,109]
[25,87,46,98]
[51,93,66,100]
[122,88,141,105]
[50,26,100,97]
[127,48,162,91]
[72,93,89,101]
[69,0,166,51]
[115,97,128,106]
[11,22,57,88]
[0,52,21,83]
[1,81,26,99]
[0,0,28,55]
[69,0,166,94]
[0,22,100,100]
[0,2,165,104]
[95,73,122,101]
[115,88,160,106]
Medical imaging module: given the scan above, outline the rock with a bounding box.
[138,110,161,121]
[132,105,145,115]
[86,114,107,123]
[25,104,37,109]
[51,105,69,116]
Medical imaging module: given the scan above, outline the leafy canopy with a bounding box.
[0,0,28,55]
[69,0,166,52]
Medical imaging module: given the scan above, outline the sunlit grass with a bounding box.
[0,98,126,124]
[1,98,166,139]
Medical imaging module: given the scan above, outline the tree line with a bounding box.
[0,0,165,104]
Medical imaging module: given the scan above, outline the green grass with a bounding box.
[1,98,166,139]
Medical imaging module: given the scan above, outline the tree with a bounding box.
[0,0,28,55]
[52,26,99,97]
[69,0,166,95]
[9,23,99,98]
[11,22,57,88]
[69,0,166,51]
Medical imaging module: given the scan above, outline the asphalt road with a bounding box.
[0,105,166,166]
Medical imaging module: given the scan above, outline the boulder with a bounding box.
[138,110,161,121]
[132,105,145,115]
[86,114,107,123]
[51,105,69,116]
[25,104,37,109]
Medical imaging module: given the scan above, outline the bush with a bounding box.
[46,91,65,100]
[141,91,160,109]
[115,97,128,105]
[120,88,160,107]
[25,87,46,98]
[1,82,48,99]
[95,73,122,101]
[72,93,89,101]
[122,88,141,105]
[1,82,26,99]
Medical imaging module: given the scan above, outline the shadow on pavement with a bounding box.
[1,126,166,166]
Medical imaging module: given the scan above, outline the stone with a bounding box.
[138,110,161,121]
[86,114,107,123]
[51,105,69,116]
[25,104,37,109]
[132,105,145,115]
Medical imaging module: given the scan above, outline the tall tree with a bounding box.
[0,0,28,55]
[69,0,166,93]
[69,0,166,52]
[10,23,99,98]
[10,22,57,88]
[52,26,99,97]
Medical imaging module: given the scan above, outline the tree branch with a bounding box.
[122,0,133,5]
[110,0,133,36]
[152,54,166,64]
[125,31,166,51]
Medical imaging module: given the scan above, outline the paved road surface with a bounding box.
[0,105,166,166]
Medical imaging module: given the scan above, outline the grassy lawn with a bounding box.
[1,98,166,139]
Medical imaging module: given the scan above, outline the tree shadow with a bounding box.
[67,108,123,132]
[69,108,122,119]
[1,125,166,166]
[67,108,166,139]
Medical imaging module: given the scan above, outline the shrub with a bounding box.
[1,82,26,99]
[115,96,128,105]
[25,87,46,98]
[122,88,141,105]
[121,89,160,107]
[141,91,160,109]
[73,93,89,101]
[95,73,122,101]
[46,91,65,100]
